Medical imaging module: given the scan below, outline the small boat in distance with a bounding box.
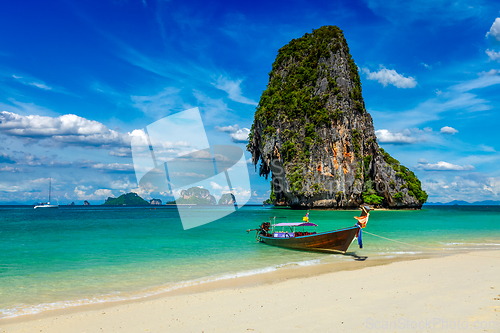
[34,178,58,209]
[247,206,370,254]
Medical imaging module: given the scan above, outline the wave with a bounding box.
[0,258,324,319]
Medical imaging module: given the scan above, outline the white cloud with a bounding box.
[210,181,229,192]
[109,147,132,157]
[0,111,136,148]
[417,160,474,171]
[230,128,250,143]
[0,166,24,172]
[486,49,500,61]
[440,126,458,134]
[74,186,115,201]
[210,181,223,190]
[362,66,417,88]
[213,76,257,105]
[486,17,500,42]
[215,124,240,133]
[375,129,421,144]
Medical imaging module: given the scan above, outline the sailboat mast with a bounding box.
[49,177,51,204]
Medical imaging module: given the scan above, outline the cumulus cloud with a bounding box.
[486,49,500,61]
[215,124,240,133]
[109,147,132,157]
[486,17,500,42]
[417,160,474,171]
[0,111,134,148]
[362,66,417,88]
[74,186,115,201]
[0,166,24,172]
[230,128,250,143]
[213,76,257,105]
[440,126,458,134]
[375,129,422,144]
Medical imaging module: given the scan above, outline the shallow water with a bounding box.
[0,205,499,318]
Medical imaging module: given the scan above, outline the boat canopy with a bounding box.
[274,222,318,227]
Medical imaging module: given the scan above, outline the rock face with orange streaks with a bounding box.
[247,26,427,209]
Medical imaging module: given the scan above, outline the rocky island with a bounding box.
[218,193,236,205]
[170,187,217,205]
[103,192,149,206]
[248,25,427,209]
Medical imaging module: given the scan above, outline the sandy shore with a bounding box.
[1,250,500,333]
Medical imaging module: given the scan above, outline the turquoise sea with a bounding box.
[0,205,499,319]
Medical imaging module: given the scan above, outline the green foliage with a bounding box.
[362,180,384,204]
[352,129,361,158]
[333,109,343,121]
[289,166,305,194]
[363,194,384,204]
[393,192,404,201]
[363,155,372,178]
[379,148,427,203]
[282,141,297,162]
[355,162,362,179]
[270,181,276,202]
[379,147,400,167]
[395,165,428,203]
[103,193,149,206]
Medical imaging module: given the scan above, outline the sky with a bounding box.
[0,0,499,205]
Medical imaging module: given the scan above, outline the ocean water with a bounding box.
[0,205,499,319]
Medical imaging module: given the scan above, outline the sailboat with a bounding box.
[34,178,59,209]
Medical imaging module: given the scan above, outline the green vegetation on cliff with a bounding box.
[247,25,427,209]
[249,25,364,150]
[103,193,149,206]
[379,148,428,204]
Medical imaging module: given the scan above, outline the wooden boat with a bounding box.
[247,206,370,254]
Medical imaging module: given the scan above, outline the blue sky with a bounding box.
[0,0,499,204]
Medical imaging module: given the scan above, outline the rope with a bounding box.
[362,230,439,250]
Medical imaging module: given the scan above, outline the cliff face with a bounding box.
[248,26,427,209]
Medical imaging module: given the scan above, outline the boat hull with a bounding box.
[34,205,59,209]
[258,226,360,253]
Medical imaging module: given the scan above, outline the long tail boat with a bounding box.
[247,206,370,254]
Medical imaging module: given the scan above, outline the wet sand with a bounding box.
[1,250,499,332]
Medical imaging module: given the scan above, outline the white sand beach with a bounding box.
[1,250,499,333]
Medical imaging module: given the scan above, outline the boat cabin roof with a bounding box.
[274,222,318,227]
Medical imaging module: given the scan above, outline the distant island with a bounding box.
[165,187,237,205]
[103,193,149,206]
[168,187,216,205]
[218,193,236,205]
[150,199,162,205]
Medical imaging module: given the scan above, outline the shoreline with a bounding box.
[0,252,434,322]
[4,249,499,332]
